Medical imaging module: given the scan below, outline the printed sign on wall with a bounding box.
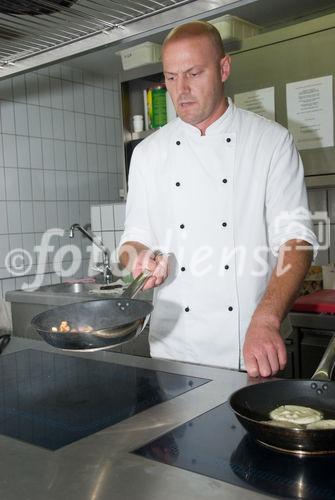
[286,75,334,150]
[234,87,275,121]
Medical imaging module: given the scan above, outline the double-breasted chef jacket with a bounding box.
[120,98,318,370]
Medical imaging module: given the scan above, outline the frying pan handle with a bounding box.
[121,269,152,299]
[311,335,335,381]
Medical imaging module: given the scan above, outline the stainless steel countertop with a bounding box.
[1,337,271,500]
[5,285,153,306]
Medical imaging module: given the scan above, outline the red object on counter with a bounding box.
[292,289,335,313]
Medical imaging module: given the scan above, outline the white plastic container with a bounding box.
[210,15,260,41]
[132,115,144,132]
[116,42,162,71]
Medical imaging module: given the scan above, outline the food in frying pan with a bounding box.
[260,420,304,429]
[306,420,335,430]
[61,321,71,332]
[261,404,335,430]
[77,325,94,333]
[50,320,94,334]
[269,405,323,425]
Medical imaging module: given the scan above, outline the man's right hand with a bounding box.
[133,250,169,290]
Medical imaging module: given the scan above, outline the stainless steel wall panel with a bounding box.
[225,25,335,177]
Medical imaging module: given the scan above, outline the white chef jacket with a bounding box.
[120,98,318,370]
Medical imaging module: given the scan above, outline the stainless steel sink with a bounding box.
[35,282,126,295]
[38,283,100,294]
[40,283,94,293]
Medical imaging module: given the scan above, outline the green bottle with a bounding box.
[151,86,167,128]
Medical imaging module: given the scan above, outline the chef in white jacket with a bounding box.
[119,21,318,377]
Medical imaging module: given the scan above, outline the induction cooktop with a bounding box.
[134,402,335,500]
[0,349,209,450]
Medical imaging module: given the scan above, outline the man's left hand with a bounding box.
[243,316,287,378]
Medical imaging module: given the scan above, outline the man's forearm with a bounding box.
[243,239,313,377]
[252,239,313,325]
[118,241,149,270]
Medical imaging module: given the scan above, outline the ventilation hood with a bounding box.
[0,0,335,79]
[0,0,247,79]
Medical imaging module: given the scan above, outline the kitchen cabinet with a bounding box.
[289,312,335,380]
[276,332,298,379]
[120,63,164,181]
[121,69,164,135]
[299,330,333,378]
[277,329,331,381]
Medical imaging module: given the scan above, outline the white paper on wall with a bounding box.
[286,75,334,150]
[234,87,275,121]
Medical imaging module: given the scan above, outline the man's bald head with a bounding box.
[162,20,230,133]
[162,21,225,62]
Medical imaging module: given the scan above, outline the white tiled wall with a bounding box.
[90,203,125,266]
[0,63,124,299]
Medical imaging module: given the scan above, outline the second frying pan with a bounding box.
[229,336,335,455]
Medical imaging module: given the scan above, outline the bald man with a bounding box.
[119,21,317,377]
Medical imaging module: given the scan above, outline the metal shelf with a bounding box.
[131,129,155,140]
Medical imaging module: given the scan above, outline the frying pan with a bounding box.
[31,271,153,352]
[229,335,335,455]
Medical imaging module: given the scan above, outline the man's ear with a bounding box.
[220,54,231,83]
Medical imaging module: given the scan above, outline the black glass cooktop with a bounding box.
[0,349,209,450]
[134,402,335,500]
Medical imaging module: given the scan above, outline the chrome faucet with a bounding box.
[69,223,113,285]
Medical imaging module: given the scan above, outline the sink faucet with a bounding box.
[69,223,113,284]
